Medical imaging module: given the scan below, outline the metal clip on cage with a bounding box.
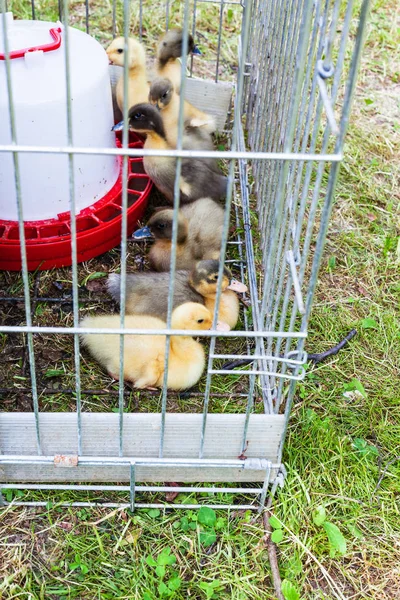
[0,0,370,511]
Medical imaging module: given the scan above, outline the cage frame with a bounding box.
[0,0,370,511]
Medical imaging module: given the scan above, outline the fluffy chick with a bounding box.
[156,29,201,93]
[149,77,216,147]
[113,104,226,203]
[108,259,243,330]
[106,37,150,111]
[132,199,224,271]
[80,303,211,390]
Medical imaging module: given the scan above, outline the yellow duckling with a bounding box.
[107,260,248,330]
[156,29,202,93]
[149,77,216,147]
[106,37,150,111]
[132,200,224,271]
[80,303,212,390]
[112,104,227,204]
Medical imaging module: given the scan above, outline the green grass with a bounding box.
[1,0,400,598]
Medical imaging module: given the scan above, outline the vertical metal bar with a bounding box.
[139,0,143,41]
[258,461,271,511]
[199,0,253,458]
[112,0,117,38]
[31,0,36,20]
[159,0,191,458]
[0,489,4,507]
[1,10,41,455]
[165,0,170,30]
[118,0,131,458]
[240,374,256,454]
[62,0,82,456]
[85,0,89,34]
[190,0,197,77]
[215,0,225,83]
[130,463,136,512]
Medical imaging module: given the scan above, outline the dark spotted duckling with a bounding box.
[107,259,247,330]
[113,104,226,204]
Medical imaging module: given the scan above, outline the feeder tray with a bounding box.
[0,132,152,271]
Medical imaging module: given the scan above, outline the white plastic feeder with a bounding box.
[0,13,119,221]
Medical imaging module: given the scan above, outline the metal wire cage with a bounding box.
[0,0,370,511]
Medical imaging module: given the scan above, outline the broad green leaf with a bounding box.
[271,529,283,543]
[343,378,367,398]
[143,592,153,600]
[269,515,281,529]
[147,509,161,519]
[80,564,89,574]
[158,581,171,597]
[364,98,373,105]
[198,506,217,527]
[215,517,226,530]
[145,555,157,567]
[199,530,217,547]
[352,437,379,457]
[167,576,182,592]
[323,521,347,556]
[281,579,300,600]
[155,565,166,579]
[188,522,197,530]
[157,548,176,566]
[312,505,327,526]
[361,317,378,329]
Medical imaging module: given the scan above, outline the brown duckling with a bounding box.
[112,104,227,204]
[132,199,224,271]
[80,303,211,390]
[107,260,247,330]
[106,37,150,111]
[156,29,201,93]
[149,77,216,147]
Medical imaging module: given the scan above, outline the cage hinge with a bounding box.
[273,465,287,491]
[286,250,306,315]
[316,60,339,135]
[54,454,78,468]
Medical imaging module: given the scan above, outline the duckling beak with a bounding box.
[111,121,124,132]
[227,279,248,293]
[132,225,154,240]
[192,44,202,55]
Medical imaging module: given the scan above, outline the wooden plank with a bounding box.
[0,413,283,482]
[109,65,232,131]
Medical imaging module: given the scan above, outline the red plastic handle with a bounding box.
[0,26,62,60]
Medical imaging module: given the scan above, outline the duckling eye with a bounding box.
[162,92,168,99]
[156,222,166,229]
[117,48,123,54]
[132,112,143,120]
[197,319,204,324]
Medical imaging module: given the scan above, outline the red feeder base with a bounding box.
[0,133,152,271]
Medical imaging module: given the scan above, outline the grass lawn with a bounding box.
[1,0,399,598]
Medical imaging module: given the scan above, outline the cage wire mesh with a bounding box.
[0,0,370,510]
